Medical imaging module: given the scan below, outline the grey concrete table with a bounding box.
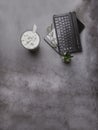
[0,0,98,130]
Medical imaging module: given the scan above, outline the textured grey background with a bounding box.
[0,0,98,130]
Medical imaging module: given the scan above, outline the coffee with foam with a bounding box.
[21,25,40,50]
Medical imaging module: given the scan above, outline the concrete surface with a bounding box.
[0,0,98,130]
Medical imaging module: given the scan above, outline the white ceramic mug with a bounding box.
[21,25,40,51]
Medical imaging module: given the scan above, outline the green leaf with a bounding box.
[62,51,73,63]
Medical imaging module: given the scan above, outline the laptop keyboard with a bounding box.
[53,12,82,55]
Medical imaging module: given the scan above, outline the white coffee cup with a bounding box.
[21,25,40,50]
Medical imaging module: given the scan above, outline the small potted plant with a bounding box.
[62,52,73,63]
